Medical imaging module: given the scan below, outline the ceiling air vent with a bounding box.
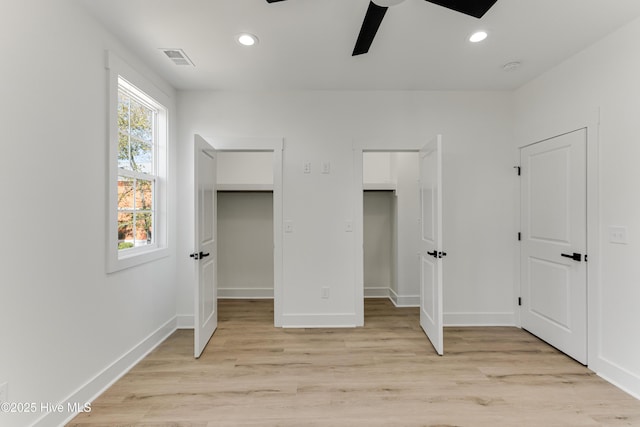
[160,48,195,66]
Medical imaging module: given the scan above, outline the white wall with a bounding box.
[515,15,640,398]
[177,90,516,327]
[217,192,274,298]
[0,1,178,426]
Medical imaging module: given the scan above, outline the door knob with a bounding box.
[427,250,437,258]
[561,252,582,262]
[199,252,210,258]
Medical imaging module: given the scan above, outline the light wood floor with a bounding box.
[69,299,640,426]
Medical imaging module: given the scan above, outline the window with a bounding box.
[107,52,169,272]
[117,80,158,251]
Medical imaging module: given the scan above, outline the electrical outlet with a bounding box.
[0,382,8,404]
[321,287,330,299]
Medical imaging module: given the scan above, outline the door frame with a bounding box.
[515,110,600,367]
[353,137,435,327]
[195,135,284,327]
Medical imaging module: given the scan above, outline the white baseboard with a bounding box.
[389,288,419,307]
[364,287,419,307]
[281,313,358,328]
[444,312,515,326]
[218,287,274,299]
[176,314,194,329]
[38,317,177,427]
[595,356,640,400]
[364,286,390,298]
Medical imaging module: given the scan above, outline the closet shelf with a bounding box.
[217,183,274,191]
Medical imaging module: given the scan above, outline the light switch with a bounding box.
[321,161,331,174]
[609,226,628,244]
[345,221,353,232]
[303,162,311,174]
[284,220,294,233]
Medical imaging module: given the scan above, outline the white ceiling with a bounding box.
[79,0,640,91]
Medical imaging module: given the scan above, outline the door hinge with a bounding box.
[518,232,521,241]
[514,166,521,176]
[438,251,447,258]
[518,297,522,306]
[189,252,199,260]
[584,254,588,262]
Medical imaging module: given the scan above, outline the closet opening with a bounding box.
[216,151,275,324]
[362,151,420,309]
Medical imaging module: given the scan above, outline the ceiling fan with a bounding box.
[266,0,498,56]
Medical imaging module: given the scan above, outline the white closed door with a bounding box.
[520,129,587,364]
[419,135,444,356]
[194,136,218,358]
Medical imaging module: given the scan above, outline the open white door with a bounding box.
[520,129,587,364]
[419,135,444,355]
[193,136,217,358]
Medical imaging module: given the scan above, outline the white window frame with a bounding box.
[106,52,169,272]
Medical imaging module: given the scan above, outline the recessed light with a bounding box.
[237,33,258,47]
[469,31,488,43]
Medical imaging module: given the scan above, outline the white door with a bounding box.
[194,136,218,358]
[419,135,444,355]
[520,129,587,364]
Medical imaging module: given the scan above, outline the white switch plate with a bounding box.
[321,287,330,299]
[284,220,294,233]
[609,226,628,244]
[0,382,8,403]
[345,221,353,232]
[321,161,331,174]
[303,162,311,174]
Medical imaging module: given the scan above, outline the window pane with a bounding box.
[130,99,153,142]
[118,132,132,170]
[129,99,154,174]
[135,212,153,246]
[118,92,133,171]
[117,176,134,210]
[118,92,130,128]
[117,93,155,173]
[117,212,134,250]
[136,179,153,210]
[132,137,153,174]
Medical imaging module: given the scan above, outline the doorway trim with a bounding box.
[353,137,428,326]
[515,109,600,368]
[197,135,284,327]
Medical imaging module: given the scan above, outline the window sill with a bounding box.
[107,246,169,273]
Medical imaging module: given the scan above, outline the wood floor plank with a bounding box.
[68,299,640,426]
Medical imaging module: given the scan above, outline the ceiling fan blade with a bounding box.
[424,0,497,18]
[352,1,388,56]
